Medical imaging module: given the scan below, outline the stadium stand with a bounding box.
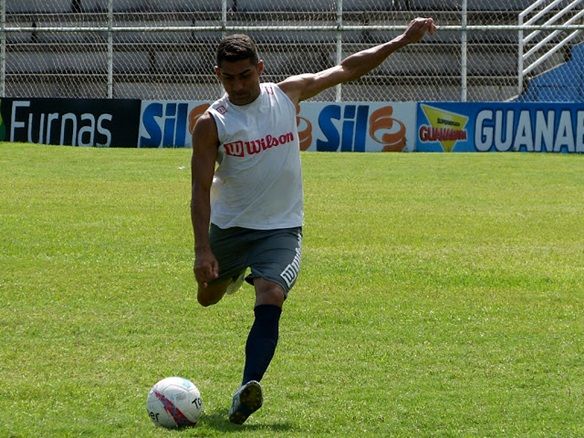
[517,42,584,102]
[3,1,581,101]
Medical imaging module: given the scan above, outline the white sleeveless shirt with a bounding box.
[207,83,303,230]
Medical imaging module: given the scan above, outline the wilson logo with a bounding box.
[224,132,295,157]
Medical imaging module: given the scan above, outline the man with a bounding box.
[191,17,436,425]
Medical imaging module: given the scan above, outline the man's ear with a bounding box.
[257,60,265,75]
[214,65,221,79]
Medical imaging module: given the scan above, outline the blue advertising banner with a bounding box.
[138,100,417,151]
[298,102,416,152]
[416,102,584,153]
[138,100,210,148]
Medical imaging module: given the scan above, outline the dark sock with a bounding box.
[242,304,282,385]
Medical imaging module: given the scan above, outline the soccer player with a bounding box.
[191,17,436,425]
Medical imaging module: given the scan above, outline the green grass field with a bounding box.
[1,142,583,437]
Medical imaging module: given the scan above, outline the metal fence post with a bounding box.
[107,0,113,98]
[461,0,468,102]
[335,0,343,102]
[1,0,5,98]
[517,12,524,96]
[222,0,227,39]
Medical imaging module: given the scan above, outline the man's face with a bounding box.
[215,58,264,106]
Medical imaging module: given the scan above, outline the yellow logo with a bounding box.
[419,104,468,152]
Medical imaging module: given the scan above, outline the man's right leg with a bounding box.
[197,269,247,306]
[197,278,232,307]
[197,224,249,307]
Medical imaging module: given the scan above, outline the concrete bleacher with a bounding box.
[7,0,73,13]
[7,0,536,13]
[4,1,540,100]
[7,0,223,13]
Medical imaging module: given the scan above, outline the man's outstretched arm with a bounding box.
[279,17,437,104]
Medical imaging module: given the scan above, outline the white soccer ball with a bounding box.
[146,377,203,429]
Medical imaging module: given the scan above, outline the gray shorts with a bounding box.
[209,224,302,296]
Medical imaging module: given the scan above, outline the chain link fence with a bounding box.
[2,0,583,101]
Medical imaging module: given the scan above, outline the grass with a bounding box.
[1,142,583,437]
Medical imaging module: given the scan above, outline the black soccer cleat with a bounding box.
[228,380,263,425]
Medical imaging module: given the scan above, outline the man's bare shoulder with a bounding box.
[194,111,217,132]
[193,111,219,148]
[278,74,313,101]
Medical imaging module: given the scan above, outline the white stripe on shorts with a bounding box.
[279,230,302,288]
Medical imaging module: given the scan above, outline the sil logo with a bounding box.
[299,104,407,152]
[139,101,210,147]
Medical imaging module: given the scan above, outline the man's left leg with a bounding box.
[229,279,284,425]
[243,279,285,384]
[228,226,302,425]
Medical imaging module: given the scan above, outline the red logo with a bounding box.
[224,132,295,158]
[224,141,244,157]
[188,103,210,135]
[296,116,312,151]
[369,106,406,152]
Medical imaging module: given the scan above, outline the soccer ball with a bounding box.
[146,377,203,429]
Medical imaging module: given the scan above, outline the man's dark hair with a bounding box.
[216,34,259,67]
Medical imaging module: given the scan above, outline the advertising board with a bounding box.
[416,102,584,153]
[1,98,141,147]
[138,100,210,148]
[138,100,416,152]
[298,102,417,152]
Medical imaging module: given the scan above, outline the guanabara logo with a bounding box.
[419,104,468,152]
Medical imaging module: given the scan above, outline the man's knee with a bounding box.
[197,281,228,307]
[254,279,286,307]
[197,292,220,307]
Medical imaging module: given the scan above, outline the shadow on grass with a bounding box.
[197,409,293,433]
